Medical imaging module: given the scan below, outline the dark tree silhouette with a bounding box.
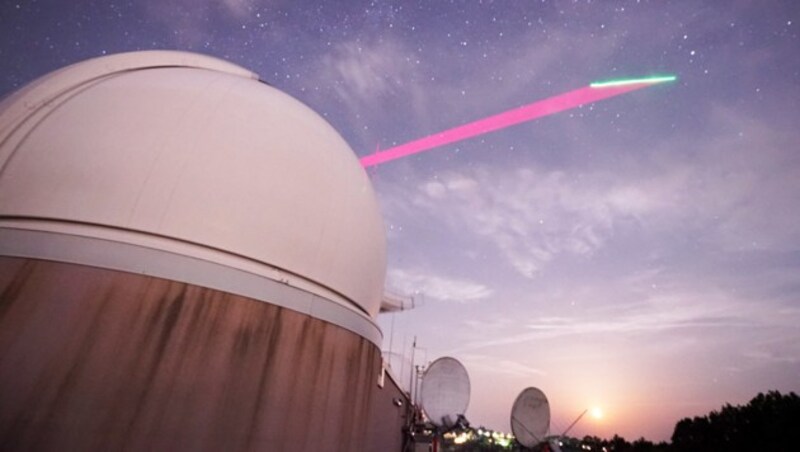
[441,392,798,451]
[671,390,800,452]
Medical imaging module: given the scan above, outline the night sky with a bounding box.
[2,0,799,442]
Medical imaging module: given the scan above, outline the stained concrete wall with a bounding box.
[0,257,400,451]
[366,370,410,451]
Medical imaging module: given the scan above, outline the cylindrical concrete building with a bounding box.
[0,51,404,451]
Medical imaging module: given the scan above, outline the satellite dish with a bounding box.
[510,387,550,448]
[419,357,470,427]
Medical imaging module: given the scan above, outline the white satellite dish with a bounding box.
[419,357,470,427]
[510,387,550,448]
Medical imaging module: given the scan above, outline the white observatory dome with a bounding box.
[0,51,386,325]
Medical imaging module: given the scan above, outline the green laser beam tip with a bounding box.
[590,75,677,88]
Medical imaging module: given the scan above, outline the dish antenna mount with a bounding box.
[419,356,471,428]
[510,387,550,448]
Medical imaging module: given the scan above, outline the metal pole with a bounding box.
[409,336,416,405]
[561,409,588,437]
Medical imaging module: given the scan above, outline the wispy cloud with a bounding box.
[320,39,419,110]
[220,0,255,18]
[143,0,263,45]
[741,349,800,365]
[456,284,796,353]
[378,100,800,282]
[463,316,517,331]
[387,268,493,302]
[461,353,547,377]
[391,165,668,278]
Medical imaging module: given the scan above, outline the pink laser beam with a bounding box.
[360,82,657,168]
